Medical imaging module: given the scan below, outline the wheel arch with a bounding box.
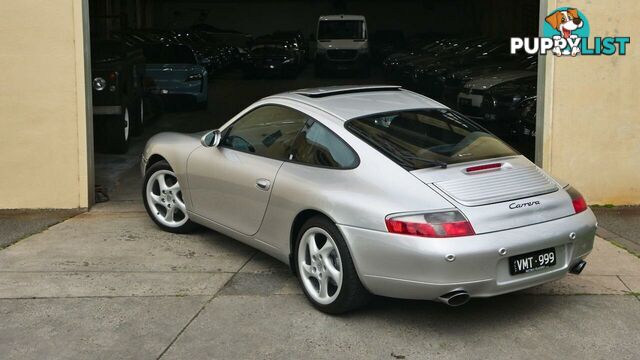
[146,154,169,171]
[288,209,338,275]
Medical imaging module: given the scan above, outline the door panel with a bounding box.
[188,147,283,236]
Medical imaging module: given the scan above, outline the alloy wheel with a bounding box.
[145,169,188,227]
[297,227,343,305]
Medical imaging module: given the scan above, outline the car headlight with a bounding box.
[93,77,106,91]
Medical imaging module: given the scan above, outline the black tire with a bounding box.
[104,106,130,154]
[295,215,371,314]
[130,97,145,136]
[142,160,198,234]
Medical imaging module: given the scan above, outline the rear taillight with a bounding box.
[565,186,588,214]
[385,210,475,238]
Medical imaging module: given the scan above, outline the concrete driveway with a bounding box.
[1,163,639,359]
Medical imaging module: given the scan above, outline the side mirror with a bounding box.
[201,129,221,148]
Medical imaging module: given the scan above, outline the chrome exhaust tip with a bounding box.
[570,260,587,275]
[438,290,470,307]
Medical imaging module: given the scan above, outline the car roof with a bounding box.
[268,85,447,120]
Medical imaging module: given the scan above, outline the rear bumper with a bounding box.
[339,209,597,300]
[145,80,207,102]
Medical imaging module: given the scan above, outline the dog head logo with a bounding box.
[545,8,584,39]
[542,7,590,56]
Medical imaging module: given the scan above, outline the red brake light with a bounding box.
[465,163,502,173]
[566,186,588,213]
[385,211,475,238]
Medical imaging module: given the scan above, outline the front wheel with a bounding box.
[142,161,198,234]
[295,216,370,314]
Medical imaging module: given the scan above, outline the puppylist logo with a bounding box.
[511,7,630,57]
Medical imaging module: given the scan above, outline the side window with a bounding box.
[221,105,308,161]
[291,120,358,169]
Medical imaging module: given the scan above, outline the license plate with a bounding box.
[509,247,556,275]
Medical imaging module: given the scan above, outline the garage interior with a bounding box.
[89,0,540,200]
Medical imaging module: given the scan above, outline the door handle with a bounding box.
[255,178,271,191]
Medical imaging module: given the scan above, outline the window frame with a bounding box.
[219,104,360,170]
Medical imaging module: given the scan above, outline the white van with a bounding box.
[315,15,370,76]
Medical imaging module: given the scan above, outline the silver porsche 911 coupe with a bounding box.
[141,85,596,313]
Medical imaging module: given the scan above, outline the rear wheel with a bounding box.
[142,161,198,234]
[104,106,130,154]
[295,216,370,314]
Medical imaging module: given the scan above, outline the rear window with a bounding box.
[345,109,517,169]
[143,44,196,64]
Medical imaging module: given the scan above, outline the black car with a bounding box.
[441,54,537,105]
[512,96,537,138]
[272,31,308,63]
[91,39,145,154]
[243,41,299,78]
[480,75,537,135]
[410,40,513,99]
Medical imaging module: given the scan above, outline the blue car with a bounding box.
[142,43,208,110]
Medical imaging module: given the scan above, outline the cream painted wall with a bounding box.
[0,0,91,209]
[541,0,640,205]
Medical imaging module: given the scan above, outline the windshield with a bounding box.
[143,44,197,64]
[318,20,365,40]
[346,109,517,169]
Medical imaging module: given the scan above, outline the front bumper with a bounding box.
[339,209,597,300]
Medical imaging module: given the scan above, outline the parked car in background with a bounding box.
[140,85,596,314]
[409,41,513,98]
[243,40,300,78]
[442,54,537,105]
[480,75,537,135]
[273,31,309,63]
[142,43,208,110]
[457,70,536,118]
[315,15,370,77]
[91,39,145,154]
[513,96,537,138]
[370,30,407,64]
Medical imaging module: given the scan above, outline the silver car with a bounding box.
[141,85,596,313]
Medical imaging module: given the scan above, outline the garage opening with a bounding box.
[87,0,541,203]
